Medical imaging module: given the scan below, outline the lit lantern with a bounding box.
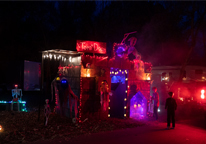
[0,125,2,131]
[124,106,126,109]
[124,98,127,101]
[108,114,110,117]
[124,114,126,117]
[125,90,127,93]
[201,90,205,99]
[125,78,128,81]
[108,107,110,109]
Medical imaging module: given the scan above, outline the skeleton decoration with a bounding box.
[11,85,22,111]
[100,80,109,112]
[51,76,79,121]
[44,99,51,126]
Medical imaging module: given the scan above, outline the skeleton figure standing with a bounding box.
[100,80,109,117]
[44,99,51,126]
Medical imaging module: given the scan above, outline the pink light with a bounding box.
[15,85,18,88]
[76,40,106,54]
[201,89,205,99]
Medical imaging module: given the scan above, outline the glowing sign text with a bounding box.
[76,40,106,54]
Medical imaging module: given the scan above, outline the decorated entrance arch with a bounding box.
[42,32,152,122]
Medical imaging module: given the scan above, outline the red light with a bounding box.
[15,85,18,88]
[76,40,106,54]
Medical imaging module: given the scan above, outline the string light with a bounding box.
[124,106,126,109]
[124,98,127,101]
[49,54,52,59]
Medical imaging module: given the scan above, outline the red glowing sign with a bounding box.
[76,40,106,54]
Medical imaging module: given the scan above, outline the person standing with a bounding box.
[151,87,160,120]
[165,92,177,129]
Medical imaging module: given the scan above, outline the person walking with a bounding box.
[151,87,159,120]
[165,92,177,129]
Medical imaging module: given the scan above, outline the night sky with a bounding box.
[0,1,206,66]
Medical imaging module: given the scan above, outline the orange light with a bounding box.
[180,97,183,101]
[56,77,60,81]
[0,125,2,131]
[134,104,137,108]
[138,104,141,107]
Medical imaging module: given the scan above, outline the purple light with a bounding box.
[130,91,147,119]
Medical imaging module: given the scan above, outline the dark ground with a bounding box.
[1,92,206,144]
[31,116,206,144]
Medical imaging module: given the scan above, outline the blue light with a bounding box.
[61,80,67,83]
[0,101,26,104]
